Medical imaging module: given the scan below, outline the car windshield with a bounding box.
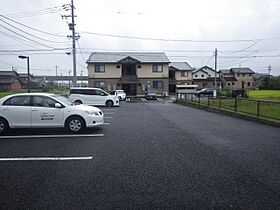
[51,94,73,106]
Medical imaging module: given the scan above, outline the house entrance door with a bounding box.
[122,84,136,96]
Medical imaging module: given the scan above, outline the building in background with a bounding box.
[87,52,170,96]
[0,70,23,91]
[168,62,193,94]
[220,67,255,90]
[192,66,221,89]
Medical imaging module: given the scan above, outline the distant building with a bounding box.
[169,62,193,94]
[0,71,23,91]
[192,66,221,89]
[87,52,170,96]
[220,67,255,90]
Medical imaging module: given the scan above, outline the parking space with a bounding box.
[0,105,119,161]
[1,101,280,209]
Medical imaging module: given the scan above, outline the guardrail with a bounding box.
[177,94,280,121]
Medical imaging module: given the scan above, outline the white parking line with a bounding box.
[157,98,163,102]
[104,116,113,119]
[103,122,110,125]
[0,134,104,139]
[0,156,93,161]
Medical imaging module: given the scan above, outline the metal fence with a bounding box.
[177,93,280,121]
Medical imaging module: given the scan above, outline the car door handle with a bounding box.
[32,109,39,112]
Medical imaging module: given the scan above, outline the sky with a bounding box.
[1,0,280,76]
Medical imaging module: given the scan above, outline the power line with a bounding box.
[0,23,54,48]
[4,7,60,18]
[0,48,71,53]
[77,40,87,62]
[0,17,69,44]
[0,30,41,49]
[0,14,67,38]
[81,31,257,43]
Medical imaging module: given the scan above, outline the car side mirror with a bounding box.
[55,103,62,108]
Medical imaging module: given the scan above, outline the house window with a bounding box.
[237,73,240,77]
[247,82,251,86]
[181,71,188,77]
[195,74,198,77]
[208,74,211,77]
[227,83,231,86]
[94,64,105,73]
[201,74,204,77]
[138,65,141,68]
[152,64,163,72]
[116,65,120,69]
[153,81,163,89]
[95,81,105,88]
[232,82,235,85]
[242,74,245,77]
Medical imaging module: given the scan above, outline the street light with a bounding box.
[18,55,30,93]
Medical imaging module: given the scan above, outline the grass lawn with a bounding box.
[206,97,280,121]
[248,90,280,101]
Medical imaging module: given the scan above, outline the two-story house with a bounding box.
[192,66,221,89]
[86,52,170,96]
[168,62,193,94]
[0,70,23,91]
[220,67,255,89]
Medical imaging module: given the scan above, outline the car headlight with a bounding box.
[85,110,100,116]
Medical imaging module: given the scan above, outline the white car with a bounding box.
[0,93,104,134]
[69,87,119,107]
[115,90,126,100]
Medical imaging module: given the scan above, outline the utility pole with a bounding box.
[55,65,58,86]
[268,65,272,75]
[61,73,63,87]
[214,48,218,90]
[71,0,77,87]
[62,1,78,87]
[80,69,83,87]
[68,70,71,88]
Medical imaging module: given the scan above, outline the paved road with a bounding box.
[0,101,279,209]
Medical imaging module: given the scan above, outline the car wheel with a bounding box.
[66,116,85,133]
[74,100,82,105]
[0,118,8,135]
[106,100,113,107]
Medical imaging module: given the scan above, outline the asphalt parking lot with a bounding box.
[0,100,280,209]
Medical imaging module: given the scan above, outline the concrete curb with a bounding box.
[175,100,280,127]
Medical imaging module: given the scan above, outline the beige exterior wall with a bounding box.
[137,78,169,96]
[221,73,254,89]
[234,73,254,89]
[88,64,121,79]
[175,70,192,81]
[224,80,239,90]
[137,64,169,78]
